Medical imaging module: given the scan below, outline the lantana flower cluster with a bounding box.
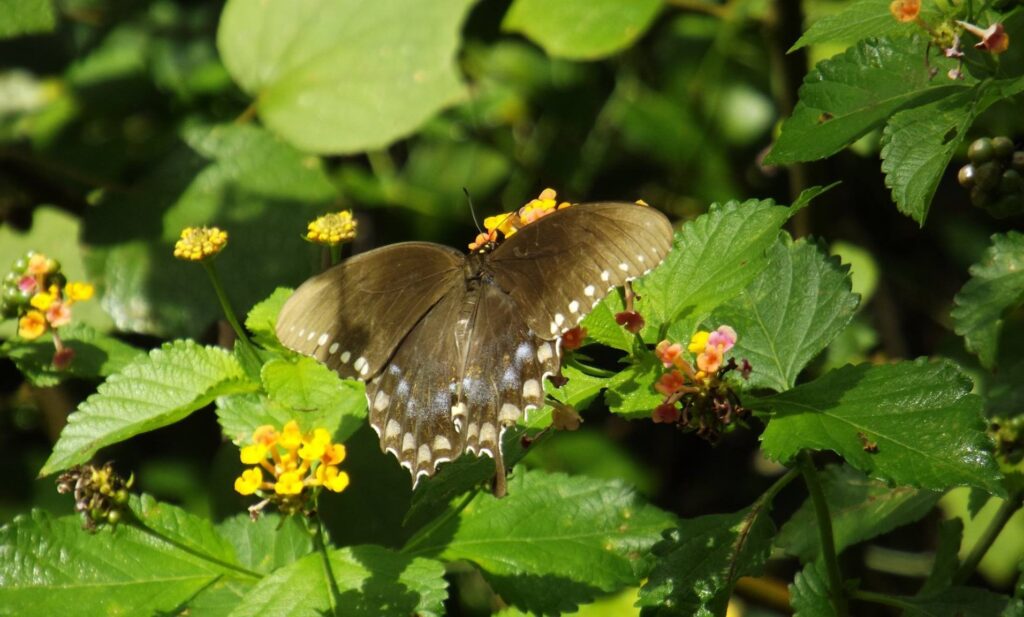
[652,325,751,439]
[56,462,133,531]
[889,0,1009,81]
[173,226,228,262]
[469,188,572,251]
[234,421,350,517]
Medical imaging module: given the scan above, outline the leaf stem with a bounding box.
[954,492,1022,585]
[309,503,342,610]
[798,450,848,617]
[850,590,918,612]
[234,101,258,125]
[201,261,252,347]
[402,488,480,555]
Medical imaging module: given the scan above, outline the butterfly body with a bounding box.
[276,202,674,488]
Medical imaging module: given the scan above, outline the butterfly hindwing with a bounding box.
[276,242,463,381]
[487,202,674,340]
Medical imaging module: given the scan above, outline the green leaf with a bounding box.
[0,0,55,39]
[0,510,240,616]
[789,561,835,617]
[410,470,675,615]
[711,236,860,392]
[227,545,447,617]
[952,232,1024,370]
[776,464,939,562]
[604,355,663,419]
[502,0,662,61]
[640,199,795,340]
[217,513,314,574]
[921,518,963,595]
[83,123,336,338]
[262,357,359,414]
[637,500,775,616]
[904,587,1024,616]
[790,0,941,52]
[217,0,475,154]
[41,341,255,476]
[521,430,658,496]
[129,494,241,568]
[245,288,293,351]
[216,377,366,446]
[754,360,1004,494]
[581,292,632,352]
[0,323,144,387]
[766,36,965,165]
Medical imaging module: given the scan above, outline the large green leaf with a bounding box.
[710,236,859,392]
[245,287,293,352]
[790,0,941,51]
[637,500,775,616]
[129,494,241,568]
[217,0,475,154]
[776,464,939,562]
[409,469,675,615]
[41,341,255,476]
[639,199,795,341]
[0,323,144,387]
[217,514,314,575]
[227,545,447,617]
[754,360,1003,494]
[0,510,246,616]
[766,36,966,165]
[0,0,55,39]
[952,232,1024,370]
[502,0,662,61]
[604,354,663,419]
[83,123,336,338]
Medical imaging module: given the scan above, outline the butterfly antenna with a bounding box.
[465,187,483,234]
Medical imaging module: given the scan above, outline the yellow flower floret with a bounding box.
[30,290,55,311]
[317,465,350,493]
[240,444,267,465]
[274,470,304,495]
[173,226,228,261]
[234,468,263,495]
[307,210,357,245]
[688,331,710,354]
[18,310,47,339]
[322,443,346,466]
[64,282,94,302]
[279,420,303,450]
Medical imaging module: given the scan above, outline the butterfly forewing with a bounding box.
[276,242,463,380]
[487,203,674,340]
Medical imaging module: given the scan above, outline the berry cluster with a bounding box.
[1,251,65,321]
[56,463,133,531]
[958,137,1024,218]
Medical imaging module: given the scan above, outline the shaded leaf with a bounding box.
[952,232,1024,369]
[217,513,314,575]
[0,0,55,39]
[502,0,662,60]
[711,236,860,392]
[129,494,240,568]
[776,464,939,562]
[217,0,475,154]
[754,360,1003,494]
[41,341,255,475]
[604,354,663,420]
[790,561,836,617]
[227,545,447,617]
[245,287,293,352]
[1,323,144,387]
[904,587,1024,616]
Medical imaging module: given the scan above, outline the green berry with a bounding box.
[971,186,993,208]
[987,193,1023,218]
[958,164,976,187]
[1000,169,1022,195]
[3,287,23,305]
[993,137,1015,159]
[1012,151,1024,173]
[12,258,27,273]
[107,510,122,525]
[969,137,995,163]
[974,161,1002,190]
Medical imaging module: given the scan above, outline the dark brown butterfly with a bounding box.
[276,202,673,493]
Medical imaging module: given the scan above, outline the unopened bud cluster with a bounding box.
[56,463,133,531]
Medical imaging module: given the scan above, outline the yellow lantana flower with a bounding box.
[234,468,263,495]
[687,331,710,354]
[64,282,94,302]
[240,444,267,465]
[279,420,303,449]
[18,310,47,339]
[274,471,304,495]
[307,211,357,245]
[30,290,55,311]
[317,465,350,493]
[173,226,228,261]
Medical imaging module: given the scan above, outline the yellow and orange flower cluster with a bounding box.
[469,188,573,251]
[173,226,228,261]
[306,210,357,246]
[2,251,94,342]
[234,421,350,515]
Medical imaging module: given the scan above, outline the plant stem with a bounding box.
[234,101,258,125]
[310,504,342,611]
[799,450,848,617]
[850,590,919,612]
[329,244,342,266]
[202,261,251,347]
[402,488,479,555]
[954,492,1023,585]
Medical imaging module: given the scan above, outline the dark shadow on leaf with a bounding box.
[484,571,605,616]
[331,545,428,617]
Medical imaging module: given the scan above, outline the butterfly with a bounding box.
[275,202,674,494]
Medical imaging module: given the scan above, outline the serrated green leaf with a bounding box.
[789,0,941,52]
[262,357,358,413]
[952,232,1024,370]
[904,587,1024,616]
[217,513,314,574]
[605,355,663,419]
[776,464,939,562]
[640,199,794,340]
[753,360,1003,494]
[226,545,447,617]
[767,36,966,165]
[502,0,662,61]
[0,323,144,387]
[245,288,293,351]
[410,470,674,615]
[789,561,835,617]
[129,494,242,569]
[521,431,658,497]
[41,341,255,476]
[582,293,632,352]
[637,500,775,616]
[217,0,475,154]
[711,237,859,392]
[0,0,55,39]
[83,123,335,338]
[0,510,243,616]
